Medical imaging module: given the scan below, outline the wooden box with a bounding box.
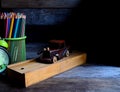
[7,52,86,87]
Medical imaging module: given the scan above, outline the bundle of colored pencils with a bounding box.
[0,12,26,38]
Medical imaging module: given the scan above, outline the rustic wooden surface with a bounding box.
[7,52,86,87]
[1,0,80,8]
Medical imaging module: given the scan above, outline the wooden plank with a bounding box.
[7,52,86,87]
[1,0,80,8]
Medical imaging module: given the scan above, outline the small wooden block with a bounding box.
[7,52,87,87]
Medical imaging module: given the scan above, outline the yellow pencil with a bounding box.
[9,14,14,38]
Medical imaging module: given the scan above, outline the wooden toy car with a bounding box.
[38,40,70,63]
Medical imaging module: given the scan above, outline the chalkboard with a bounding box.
[1,0,81,8]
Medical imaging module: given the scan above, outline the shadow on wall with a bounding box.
[60,0,119,65]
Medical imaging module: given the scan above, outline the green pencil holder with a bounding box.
[4,36,26,64]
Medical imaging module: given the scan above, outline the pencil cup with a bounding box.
[4,36,26,64]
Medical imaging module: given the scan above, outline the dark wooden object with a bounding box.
[1,0,80,8]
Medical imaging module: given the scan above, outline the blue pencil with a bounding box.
[13,16,20,38]
[7,18,11,38]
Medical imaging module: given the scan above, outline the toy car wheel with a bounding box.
[52,56,57,63]
[65,50,70,57]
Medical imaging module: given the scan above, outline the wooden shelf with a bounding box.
[1,0,80,8]
[7,52,86,87]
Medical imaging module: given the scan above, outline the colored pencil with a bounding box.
[9,14,14,38]
[7,18,11,38]
[13,15,20,38]
[5,17,8,38]
[21,15,26,37]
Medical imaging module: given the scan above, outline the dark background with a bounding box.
[0,0,118,65]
